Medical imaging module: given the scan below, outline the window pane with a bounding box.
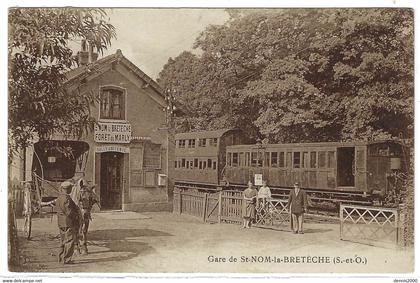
[319,152,326,168]
[232,153,238,166]
[239,152,244,166]
[303,152,309,168]
[310,152,317,168]
[293,152,301,168]
[327,151,336,168]
[213,161,217,170]
[245,152,250,166]
[279,152,285,168]
[251,152,258,167]
[227,153,232,166]
[194,158,198,168]
[286,152,292,168]
[208,159,212,168]
[264,152,270,167]
[271,152,278,167]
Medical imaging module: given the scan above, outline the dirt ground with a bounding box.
[15,211,413,273]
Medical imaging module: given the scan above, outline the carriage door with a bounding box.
[354,146,367,191]
[100,152,123,210]
[337,147,355,187]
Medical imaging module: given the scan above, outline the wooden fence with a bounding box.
[173,187,290,229]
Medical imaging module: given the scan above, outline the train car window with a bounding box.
[271,152,278,167]
[209,138,218,147]
[186,160,190,169]
[179,140,186,148]
[239,152,244,166]
[286,152,292,168]
[251,152,258,167]
[194,158,198,168]
[174,161,177,168]
[327,151,336,168]
[181,158,186,168]
[232,153,239,166]
[203,161,207,169]
[302,152,309,168]
[198,138,207,147]
[293,152,301,168]
[190,160,194,169]
[208,159,212,169]
[310,152,317,168]
[264,152,270,167]
[245,152,250,166]
[188,139,196,148]
[279,152,285,168]
[227,153,232,166]
[318,152,326,168]
[213,161,217,170]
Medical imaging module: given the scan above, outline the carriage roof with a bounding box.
[226,140,405,150]
[175,128,242,140]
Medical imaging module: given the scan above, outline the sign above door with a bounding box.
[94,122,132,143]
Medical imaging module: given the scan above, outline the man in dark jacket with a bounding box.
[47,181,80,264]
[78,181,99,254]
[287,182,309,234]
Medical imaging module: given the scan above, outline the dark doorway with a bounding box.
[100,152,124,210]
[337,147,355,187]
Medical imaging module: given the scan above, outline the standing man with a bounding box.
[78,180,100,255]
[46,181,80,264]
[287,182,309,234]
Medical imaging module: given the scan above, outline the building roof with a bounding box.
[64,49,164,98]
[175,128,241,140]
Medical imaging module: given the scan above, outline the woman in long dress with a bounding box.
[242,181,257,229]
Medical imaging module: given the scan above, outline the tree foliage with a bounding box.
[158,9,413,143]
[9,8,116,153]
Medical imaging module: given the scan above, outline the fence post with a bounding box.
[179,189,183,215]
[202,193,208,223]
[218,191,222,223]
[339,203,343,240]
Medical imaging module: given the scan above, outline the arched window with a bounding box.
[100,87,125,120]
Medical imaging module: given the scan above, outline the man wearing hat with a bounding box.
[46,181,80,264]
[287,182,309,234]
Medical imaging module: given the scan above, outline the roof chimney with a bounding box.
[77,39,98,66]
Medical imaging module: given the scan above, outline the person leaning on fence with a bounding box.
[78,180,100,255]
[45,181,80,264]
[242,181,258,229]
[287,182,308,234]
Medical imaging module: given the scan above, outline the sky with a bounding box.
[97,9,230,79]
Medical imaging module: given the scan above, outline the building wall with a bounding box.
[16,60,173,213]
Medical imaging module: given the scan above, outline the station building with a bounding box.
[9,47,174,212]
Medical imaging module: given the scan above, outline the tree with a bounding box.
[158,9,413,143]
[8,8,116,155]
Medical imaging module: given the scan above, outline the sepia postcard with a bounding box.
[5,5,416,281]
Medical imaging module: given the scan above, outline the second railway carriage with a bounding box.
[224,140,409,202]
[174,128,248,188]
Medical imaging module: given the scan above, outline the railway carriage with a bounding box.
[173,128,248,188]
[224,140,409,202]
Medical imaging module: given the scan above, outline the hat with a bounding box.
[294,182,300,186]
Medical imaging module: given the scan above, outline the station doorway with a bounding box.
[100,152,124,210]
[337,147,355,187]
